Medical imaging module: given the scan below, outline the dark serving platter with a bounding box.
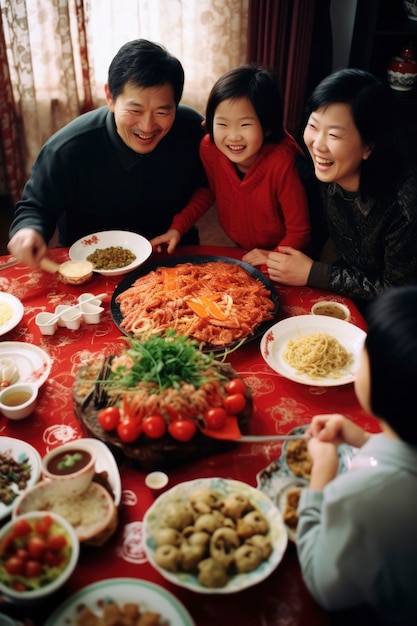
[110,254,279,351]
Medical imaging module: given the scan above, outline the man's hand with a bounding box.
[7,229,47,267]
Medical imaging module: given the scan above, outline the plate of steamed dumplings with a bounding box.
[143,477,288,593]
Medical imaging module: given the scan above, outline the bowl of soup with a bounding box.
[0,383,38,420]
[42,440,96,496]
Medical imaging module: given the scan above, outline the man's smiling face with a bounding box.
[105,82,176,154]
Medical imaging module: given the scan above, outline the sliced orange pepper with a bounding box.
[161,267,178,291]
[186,296,229,321]
[200,296,228,321]
[186,298,210,318]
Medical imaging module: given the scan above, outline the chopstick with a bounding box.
[237,433,310,443]
[0,257,18,270]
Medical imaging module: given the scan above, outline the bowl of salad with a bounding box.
[0,511,79,604]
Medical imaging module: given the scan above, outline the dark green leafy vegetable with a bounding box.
[105,331,225,391]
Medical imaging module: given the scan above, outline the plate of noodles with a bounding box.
[260,315,366,386]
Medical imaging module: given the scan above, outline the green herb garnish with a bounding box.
[106,331,223,391]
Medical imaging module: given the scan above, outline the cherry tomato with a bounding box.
[142,415,167,439]
[168,420,197,442]
[225,378,247,396]
[4,556,25,576]
[27,536,46,559]
[46,534,67,551]
[12,518,32,537]
[98,406,121,431]
[34,515,53,535]
[223,393,246,415]
[24,559,43,578]
[44,549,63,567]
[204,407,228,430]
[117,418,142,443]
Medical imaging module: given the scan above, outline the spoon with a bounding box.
[40,257,94,285]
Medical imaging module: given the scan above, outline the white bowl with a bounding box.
[0,383,38,420]
[0,511,79,604]
[311,300,350,321]
[69,230,152,277]
[41,440,96,496]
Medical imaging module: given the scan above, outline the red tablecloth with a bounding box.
[0,246,374,626]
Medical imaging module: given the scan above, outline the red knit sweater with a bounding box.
[197,132,310,251]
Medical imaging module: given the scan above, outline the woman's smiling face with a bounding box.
[105,82,176,154]
[303,102,372,192]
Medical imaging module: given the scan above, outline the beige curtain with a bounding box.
[0,0,248,192]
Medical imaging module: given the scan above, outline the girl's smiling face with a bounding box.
[213,97,265,174]
[303,102,373,192]
[105,82,176,154]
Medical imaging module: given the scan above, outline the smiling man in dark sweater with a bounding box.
[8,39,212,267]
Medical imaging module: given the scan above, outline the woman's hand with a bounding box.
[150,229,181,254]
[266,246,313,285]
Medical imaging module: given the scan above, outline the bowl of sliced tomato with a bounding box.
[0,511,79,604]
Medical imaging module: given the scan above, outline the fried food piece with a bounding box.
[285,439,312,478]
[283,488,302,529]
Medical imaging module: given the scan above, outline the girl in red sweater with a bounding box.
[152,65,310,270]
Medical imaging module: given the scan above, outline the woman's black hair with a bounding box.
[305,68,400,200]
[205,65,284,144]
[365,285,417,445]
[108,39,184,105]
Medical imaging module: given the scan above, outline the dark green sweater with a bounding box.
[10,105,208,246]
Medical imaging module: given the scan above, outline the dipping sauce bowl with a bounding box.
[42,440,96,496]
[79,302,104,324]
[0,382,38,420]
[35,312,59,335]
[311,301,351,321]
[60,308,82,330]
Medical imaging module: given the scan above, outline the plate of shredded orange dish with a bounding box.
[111,255,279,351]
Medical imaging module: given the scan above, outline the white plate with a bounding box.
[83,438,121,506]
[260,315,366,386]
[0,342,52,387]
[69,230,152,277]
[0,293,24,336]
[0,437,42,521]
[144,477,288,594]
[44,578,195,626]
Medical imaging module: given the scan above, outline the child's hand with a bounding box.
[307,437,339,489]
[308,413,370,448]
[150,229,181,254]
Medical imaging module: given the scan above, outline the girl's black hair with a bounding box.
[108,39,184,105]
[365,285,417,445]
[305,68,401,200]
[205,65,285,144]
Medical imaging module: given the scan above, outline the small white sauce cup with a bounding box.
[61,308,82,330]
[35,312,58,335]
[145,471,169,496]
[311,301,351,321]
[0,382,38,420]
[80,302,104,324]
